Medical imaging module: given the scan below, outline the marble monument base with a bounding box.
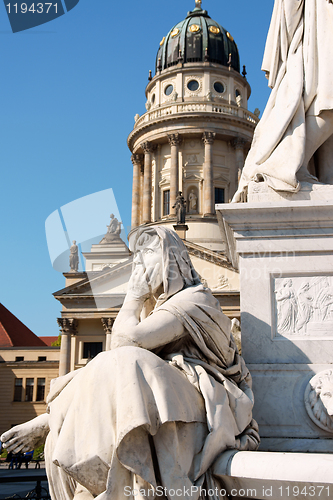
[216,199,333,452]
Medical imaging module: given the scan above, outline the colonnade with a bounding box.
[57,317,115,376]
[130,134,247,228]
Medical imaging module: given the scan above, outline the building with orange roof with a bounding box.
[0,303,59,436]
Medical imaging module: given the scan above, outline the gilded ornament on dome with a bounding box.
[226,31,234,42]
[171,28,180,38]
[160,37,165,46]
[189,24,200,33]
[209,26,220,34]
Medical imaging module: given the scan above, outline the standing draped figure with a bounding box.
[233,0,333,201]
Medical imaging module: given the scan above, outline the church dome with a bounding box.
[156,1,240,74]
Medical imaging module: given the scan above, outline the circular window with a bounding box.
[187,80,199,92]
[214,82,225,94]
[209,26,220,34]
[165,84,174,96]
[235,89,241,98]
[151,94,155,104]
[189,24,200,33]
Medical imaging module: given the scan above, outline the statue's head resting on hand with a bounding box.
[132,227,201,306]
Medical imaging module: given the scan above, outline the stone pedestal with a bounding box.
[173,224,188,240]
[217,200,333,452]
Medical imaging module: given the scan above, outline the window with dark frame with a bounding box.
[83,342,103,360]
[38,356,47,362]
[215,187,225,205]
[13,378,23,402]
[15,356,24,362]
[163,190,170,216]
[36,378,46,401]
[25,378,34,402]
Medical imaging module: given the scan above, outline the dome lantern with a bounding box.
[156,3,240,73]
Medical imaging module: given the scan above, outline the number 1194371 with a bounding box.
[6,3,58,14]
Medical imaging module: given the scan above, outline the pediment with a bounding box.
[54,258,133,300]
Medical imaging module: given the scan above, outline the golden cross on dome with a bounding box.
[195,0,202,8]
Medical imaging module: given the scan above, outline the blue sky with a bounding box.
[0,0,273,337]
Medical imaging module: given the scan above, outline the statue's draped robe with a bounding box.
[45,285,257,500]
[234,0,333,198]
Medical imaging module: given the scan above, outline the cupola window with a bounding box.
[187,80,199,91]
[165,84,174,96]
[189,24,200,33]
[151,94,156,104]
[214,82,225,94]
[235,89,241,98]
[209,26,220,34]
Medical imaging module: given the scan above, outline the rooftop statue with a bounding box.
[69,240,79,272]
[99,214,122,244]
[173,191,187,225]
[233,0,333,201]
[1,227,259,500]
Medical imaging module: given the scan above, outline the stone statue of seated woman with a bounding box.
[1,227,259,500]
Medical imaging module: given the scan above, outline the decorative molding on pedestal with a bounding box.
[304,370,333,433]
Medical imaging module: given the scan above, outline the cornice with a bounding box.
[128,111,256,152]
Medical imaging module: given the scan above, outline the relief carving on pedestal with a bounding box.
[304,370,333,433]
[273,276,333,337]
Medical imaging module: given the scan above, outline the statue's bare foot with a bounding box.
[1,413,49,454]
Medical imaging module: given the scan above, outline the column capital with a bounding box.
[202,132,216,145]
[131,153,144,166]
[101,317,114,334]
[167,133,182,147]
[57,318,78,335]
[231,137,247,150]
[141,141,155,154]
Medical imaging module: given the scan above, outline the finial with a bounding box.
[195,0,202,9]
[242,65,247,78]
[148,70,152,81]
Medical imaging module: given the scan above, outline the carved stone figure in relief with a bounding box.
[305,370,333,433]
[314,277,333,321]
[1,227,259,500]
[69,240,79,272]
[275,278,298,334]
[188,189,198,212]
[233,0,333,201]
[296,282,314,333]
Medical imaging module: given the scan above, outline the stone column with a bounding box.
[167,133,181,216]
[131,154,143,228]
[231,137,247,193]
[141,141,154,223]
[202,132,216,216]
[57,318,78,376]
[101,317,114,351]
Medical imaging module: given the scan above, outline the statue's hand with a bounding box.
[127,262,162,301]
[127,264,151,301]
[1,414,49,454]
